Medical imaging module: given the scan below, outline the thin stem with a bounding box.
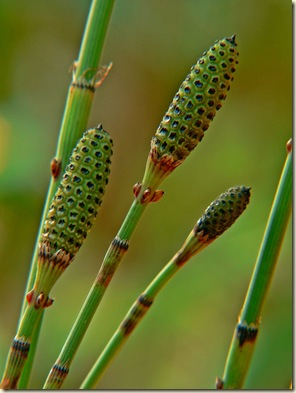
[44,185,251,389]
[80,185,252,389]
[17,313,44,389]
[20,0,114,317]
[80,240,208,388]
[6,0,114,389]
[220,142,292,389]
[0,306,43,389]
[44,35,241,389]
[43,197,148,389]
[75,0,114,81]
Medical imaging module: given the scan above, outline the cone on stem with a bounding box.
[42,125,113,259]
[80,185,251,389]
[176,186,251,264]
[29,124,113,307]
[141,35,239,193]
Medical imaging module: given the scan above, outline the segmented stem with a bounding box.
[219,143,292,389]
[43,36,239,389]
[1,126,112,389]
[22,0,115,314]
[0,249,70,389]
[15,1,115,389]
[43,195,147,389]
[142,35,238,189]
[80,186,251,388]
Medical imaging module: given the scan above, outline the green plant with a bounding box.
[1,0,115,388]
[41,33,239,390]
[217,140,292,389]
[0,1,291,389]
[80,186,251,389]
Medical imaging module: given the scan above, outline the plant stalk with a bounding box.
[79,185,252,388]
[1,0,115,389]
[43,35,241,389]
[80,241,208,389]
[219,141,292,389]
[43,195,149,389]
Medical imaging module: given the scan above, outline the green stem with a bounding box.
[45,185,251,389]
[17,313,44,389]
[74,0,114,81]
[0,306,43,389]
[9,0,114,388]
[220,143,292,389]
[43,34,242,389]
[43,138,176,390]
[80,239,208,388]
[43,197,148,389]
[21,0,114,317]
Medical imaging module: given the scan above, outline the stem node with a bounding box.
[216,377,224,389]
[50,158,62,179]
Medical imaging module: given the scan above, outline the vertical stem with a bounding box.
[75,0,114,80]
[0,306,43,389]
[17,313,44,389]
[43,197,148,389]
[221,144,292,389]
[241,150,292,323]
[8,0,115,389]
[80,240,207,388]
[21,0,115,318]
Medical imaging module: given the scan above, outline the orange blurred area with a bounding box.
[0,0,292,389]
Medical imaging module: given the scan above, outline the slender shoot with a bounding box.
[14,0,114,388]
[43,36,239,389]
[218,139,292,389]
[80,186,251,389]
[0,127,113,389]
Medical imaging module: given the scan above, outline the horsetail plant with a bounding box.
[217,140,292,389]
[142,35,238,193]
[43,35,239,389]
[0,126,113,389]
[80,186,251,389]
[41,126,112,259]
[21,0,115,312]
[16,1,115,388]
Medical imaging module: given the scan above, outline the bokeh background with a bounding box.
[0,0,292,389]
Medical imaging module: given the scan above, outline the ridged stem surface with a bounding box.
[44,36,239,389]
[43,197,147,389]
[2,3,115,388]
[80,186,251,389]
[221,145,292,389]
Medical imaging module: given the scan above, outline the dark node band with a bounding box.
[236,323,258,347]
[71,81,96,93]
[52,363,69,376]
[138,294,153,308]
[12,338,30,357]
[112,236,129,251]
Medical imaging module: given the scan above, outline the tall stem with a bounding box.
[77,185,252,389]
[220,141,292,389]
[44,35,241,389]
[2,0,115,389]
[43,196,148,389]
[80,184,252,389]
[79,244,205,389]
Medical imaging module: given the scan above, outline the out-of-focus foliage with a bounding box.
[0,0,292,389]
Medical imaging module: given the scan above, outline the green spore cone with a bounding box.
[177,185,251,262]
[80,184,251,389]
[195,186,251,241]
[153,35,238,164]
[42,125,113,258]
[143,36,238,189]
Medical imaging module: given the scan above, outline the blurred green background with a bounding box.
[0,0,292,389]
